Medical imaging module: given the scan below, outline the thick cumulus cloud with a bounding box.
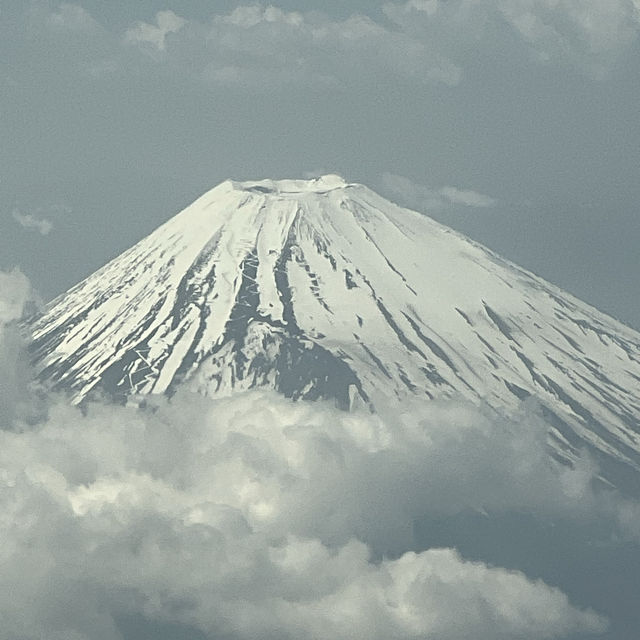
[0,390,609,640]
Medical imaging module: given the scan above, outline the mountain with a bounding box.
[27,175,640,475]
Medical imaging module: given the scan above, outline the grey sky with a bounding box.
[1,0,640,331]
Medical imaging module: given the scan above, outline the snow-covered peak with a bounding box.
[228,174,349,195]
[27,178,640,480]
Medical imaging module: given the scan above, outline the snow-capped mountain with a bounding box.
[27,175,640,472]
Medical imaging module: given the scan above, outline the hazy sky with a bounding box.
[1,0,640,331]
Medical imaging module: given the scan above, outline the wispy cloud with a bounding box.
[381,173,497,213]
[37,1,640,92]
[383,0,640,78]
[439,185,497,208]
[121,6,461,88]
[124,10,186,54]
[12,209,54,235]
[47,3,99,32]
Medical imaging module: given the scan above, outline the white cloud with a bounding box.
[496,0,640,75]
[0,388,609,640]
[381,173,497,213]
[303,168,338,180]
[0,268,32,323]
[12,209,54,235]
[440,185,497,207]
[25,1,640,96]
[124,10,186,53]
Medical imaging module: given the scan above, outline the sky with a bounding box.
[2,3,640,639]
[1,0,640,330]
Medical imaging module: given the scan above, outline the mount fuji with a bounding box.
[27,175,640,475]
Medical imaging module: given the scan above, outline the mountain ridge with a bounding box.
[26,175,640,476]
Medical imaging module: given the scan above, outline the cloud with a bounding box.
[47,3,99,32]
[221,5,305,29]
[381,173,497,213]
[0,269,42,427]
[496,0,640,76]
[124,10,186,54]
[383,0,640,77]
[12,209,54,235]
[0,387,609,640]
[28,1,640,95]
[0,268,32,323]
[439,185,497,207]
[121,5,461,88]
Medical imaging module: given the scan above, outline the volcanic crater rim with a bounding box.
[227,174,350,195]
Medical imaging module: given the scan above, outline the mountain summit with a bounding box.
[28,175,640,472]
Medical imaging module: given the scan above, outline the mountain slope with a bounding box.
[27,175,640,471]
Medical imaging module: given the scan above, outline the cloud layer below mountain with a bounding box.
[0,390,609,640]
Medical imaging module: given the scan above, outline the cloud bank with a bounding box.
[0,390,608,640]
